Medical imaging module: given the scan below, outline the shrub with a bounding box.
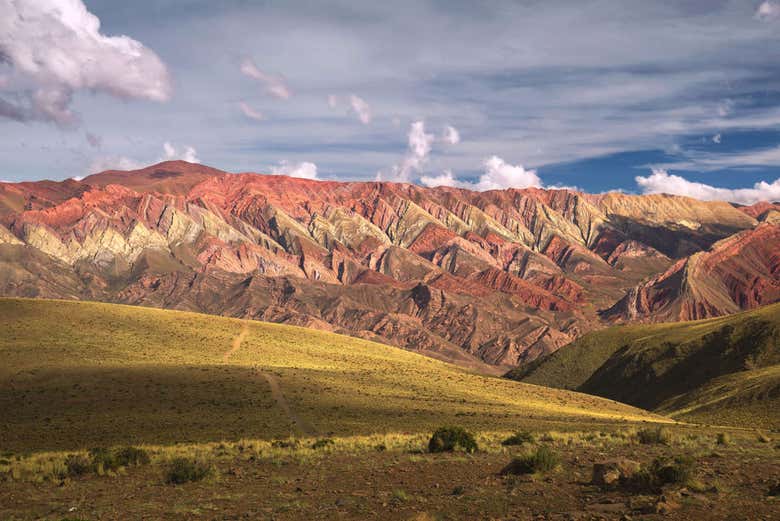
[311,438,334,450]
[165,457,212,484]
[374,443,387,452]
[64,454,91,477]
[88,446,150,472]
[271,439,300,449]
[716,432,731,446]
[500,446,560,475]
[428,426,477,454]
[623,456,695,493]
[501,431,535,446]
[637,427,672,445]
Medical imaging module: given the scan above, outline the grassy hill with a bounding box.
[0,298,663,452]
[510,303,780,428]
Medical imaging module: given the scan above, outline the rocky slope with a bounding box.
[0,160,776,370]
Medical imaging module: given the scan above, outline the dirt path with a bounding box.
[223,323,317,437]
[258,370,318,437]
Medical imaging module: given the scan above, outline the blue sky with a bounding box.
[2,0,780,203]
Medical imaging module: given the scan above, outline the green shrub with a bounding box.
[428,426,477,454]
[64,454,91,477]
[311,438,334,450]
[501,431,535,446]
[637,427,672,445]
[88,446,150,472]
[623,456,695,493]
[165,457,212,484]
[500,446,560,475]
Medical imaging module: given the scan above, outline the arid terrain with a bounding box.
[1,161,778,372]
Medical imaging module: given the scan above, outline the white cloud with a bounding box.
[756,1,780,21]
[441,125,460,145]
[238,101,264,121]
[327,94,372,124]
[712,133,722,144]
[162,142,200,163]
[635,168,780,205]
[348,94,371,124]
[239,58,291,99]
[420,169,460,188]
[473,156,542,191]
[420,156,542,191]
[270,160,318,179]
[0,0,171,125]
[379,120,435,183]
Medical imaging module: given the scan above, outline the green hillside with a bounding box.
[510,303,780,428]
[0,298,662,452]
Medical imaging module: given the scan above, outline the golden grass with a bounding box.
[0,297,667,453]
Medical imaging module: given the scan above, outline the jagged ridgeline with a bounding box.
[0,161,778,372]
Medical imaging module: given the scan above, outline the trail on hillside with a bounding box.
[258,370,318,437]
[223,323,317,437]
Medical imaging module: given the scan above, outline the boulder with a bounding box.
[591,459,641,487]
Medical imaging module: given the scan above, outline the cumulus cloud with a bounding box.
[420,156,542,191]
[0,0,172,125]
[635,168,780,205]
[270,160,318,179]
[441,125,460,145]
[379,121,435,183]
[162,142,200,163]
[239,101,264,121]
[756,1,780,21]
[239,58,291,99]
[712,133,722,144]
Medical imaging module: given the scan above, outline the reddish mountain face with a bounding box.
[0,161,775,371]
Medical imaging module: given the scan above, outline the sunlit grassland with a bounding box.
[0,297,666,453]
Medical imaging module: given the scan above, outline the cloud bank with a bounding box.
[0,0,171,125]
[635,168,780,205]
[420,156,541,191]
[270,160,318,179]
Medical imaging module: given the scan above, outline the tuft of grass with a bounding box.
[311,438,334,450]
[637,427,672,445]
[64,454,91,477]
[428,426,477,454]
[756,430,771,443]
[500,446,560,475]
[501,431,535,446]
[716,432,731,446]
[89,446,150,473]
[164,457,212,484]
[623,456,695,493]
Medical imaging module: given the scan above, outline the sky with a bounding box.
[2,0,780,204]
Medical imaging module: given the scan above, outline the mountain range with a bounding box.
[1,160,778,372]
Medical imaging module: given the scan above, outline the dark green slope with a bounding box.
[509,303,780,428]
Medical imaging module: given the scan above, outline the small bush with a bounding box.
[64,454,91,477]
[623,456,695,493]
[165,457,212,484]
[716,432,731,446]
[271,439,300,449]
[501,431,535,446]
[88,446,149,473]
[501,446,560,475]
[374,443,387,452]
[428,426,477,454]
[637,427,672,445]
[311,438,334,450]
